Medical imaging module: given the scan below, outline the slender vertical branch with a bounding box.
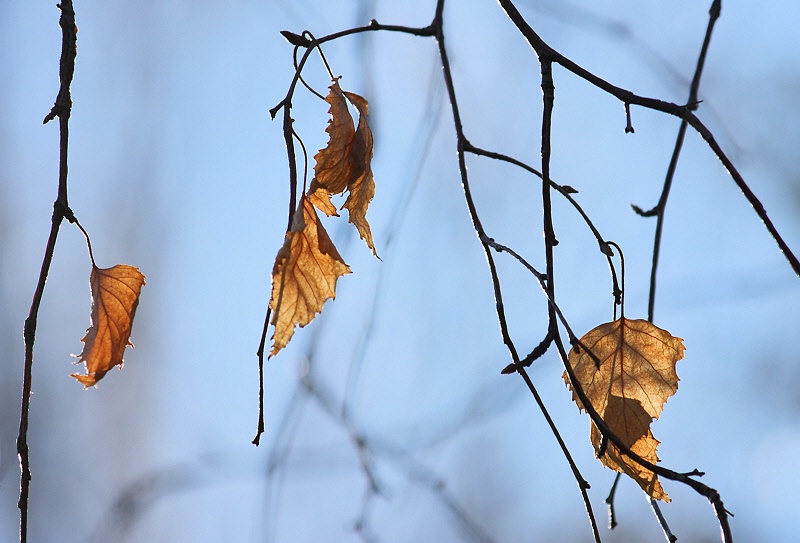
[538,59,558,333]
[18,2,77,542]
[253,306,271,446]
[638,0,722,321]
[539,52,603,543]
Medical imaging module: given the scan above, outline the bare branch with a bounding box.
[18,3,77,541]
[498,0,800,279]
[639,0,722,322]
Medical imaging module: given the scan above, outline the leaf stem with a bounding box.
[293,43,326,101]
[304,31,336,82]
[74,218,97,269]
[291,128,310,194]
[605,241,624,319]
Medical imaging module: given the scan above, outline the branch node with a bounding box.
[624,102,635,133]
[268,101,285,120]
[43,99,71,125]
[631,203,659,217]
[501,333,553,374]
[53,199,75,223]
[597,433,609,458]
[687,99,703,112]
[558,184,578,194]
[682,468,705,477]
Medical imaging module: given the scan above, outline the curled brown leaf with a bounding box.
[72,264,146,388]
[308,80,378,257]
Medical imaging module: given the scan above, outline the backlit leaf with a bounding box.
[71,264,146,388]
[564,318,685,501]
[270,195,352,356]
[307,80,378,256]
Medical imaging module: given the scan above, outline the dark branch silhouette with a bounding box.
[18,3,77,542]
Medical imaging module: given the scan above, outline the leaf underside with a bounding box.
[307,80,378,257]
[564,318,685,501]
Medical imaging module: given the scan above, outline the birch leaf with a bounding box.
[71,264,146,388]
[563,318,685,501]
[308,80,378,256]
[270,195,351,356]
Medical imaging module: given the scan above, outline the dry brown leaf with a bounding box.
[72,264,146,388]
[563,318,685,501]
[308,81,355,207]
[270,195,352,356]
[307,80,378,257]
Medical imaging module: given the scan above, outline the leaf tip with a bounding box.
[72,264,145,387]
[70,372,101,389]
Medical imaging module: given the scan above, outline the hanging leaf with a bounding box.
[307,79,378,257]
[563,318,685,501]
[270,195,352,356]
[72,264,146,388]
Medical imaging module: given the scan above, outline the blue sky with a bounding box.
[3,1,800,542]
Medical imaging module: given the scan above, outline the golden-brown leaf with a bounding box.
[270,195,352,356]
[307,80,377,256]
[564,318,685,501]
[72,264,146,388]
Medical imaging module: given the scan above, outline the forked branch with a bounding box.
[263,1,800,542]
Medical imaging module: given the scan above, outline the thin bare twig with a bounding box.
[651,498,678,542]
[635,0,722,322]
[252,305,271,445]
[18,2,77,542]
[605,473,621,529]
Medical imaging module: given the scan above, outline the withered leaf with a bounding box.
[270,195,352,356]
[72,264,146,388]
[307,80,378,257]
[563,318,685,501]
